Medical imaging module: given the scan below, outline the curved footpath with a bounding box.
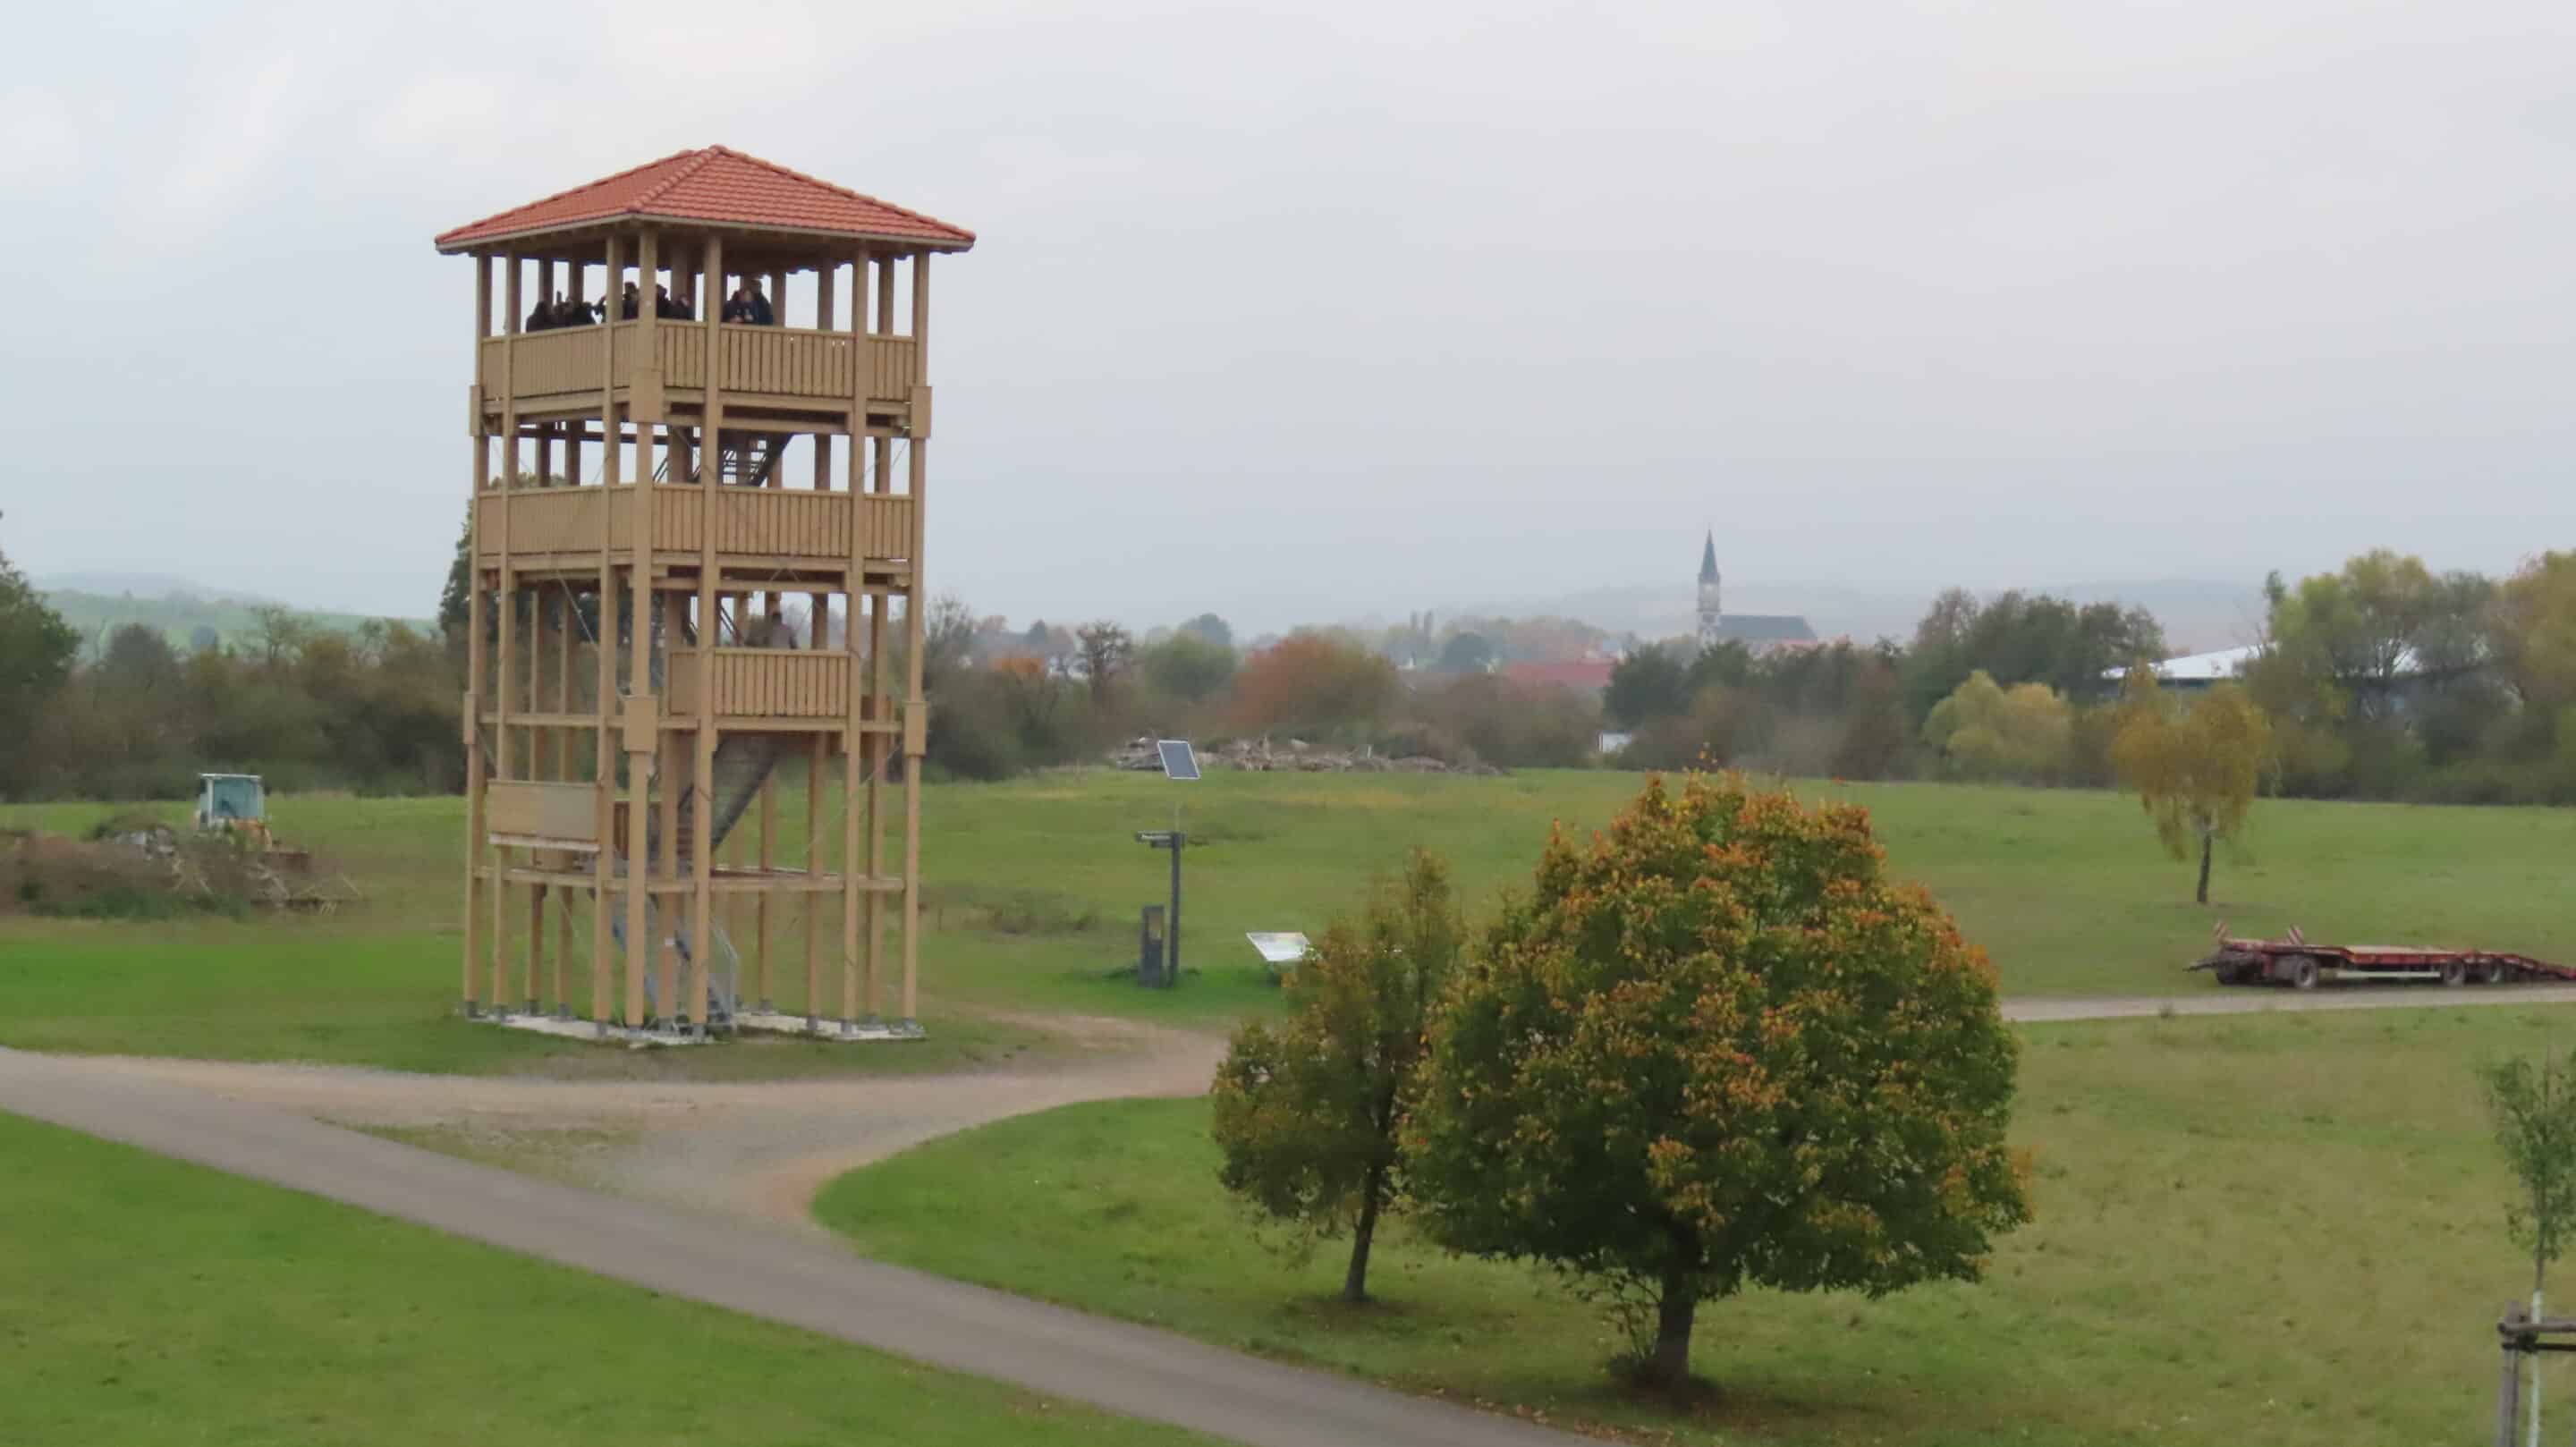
[5,983,2572,1447]
[0,1044,1578,1447]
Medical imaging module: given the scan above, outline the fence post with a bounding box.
[2502,1301,2528,1447]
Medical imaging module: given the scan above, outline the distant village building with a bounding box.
[1695,531,1817,656]
[2102,645,2260,690]
[1500,658,1616,693]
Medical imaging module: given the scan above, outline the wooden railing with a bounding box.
[667,649,852,719]
[473,485,911,563]
[485,780,600,843]
[483,325,920,409]
[475,487,610,560]
[648,486,914,561]
[869,334,919,398]
[715,326,853,397]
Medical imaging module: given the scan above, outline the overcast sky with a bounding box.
[5,0,2571,636]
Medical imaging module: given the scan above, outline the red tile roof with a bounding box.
[434,146,975,252]
[1500,659,1616,693]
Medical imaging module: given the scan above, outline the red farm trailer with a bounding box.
[2195,924,2576,990]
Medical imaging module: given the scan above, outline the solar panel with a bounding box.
[1157,740,1200,781]
[1245,932,1311,967]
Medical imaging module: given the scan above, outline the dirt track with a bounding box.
[2002,981,2576,1022]
[49,985,2576,1236]
[10,986,2573,1445]
[0,1042,1578,1447]
[70,1012,1225,1234]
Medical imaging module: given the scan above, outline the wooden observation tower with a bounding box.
[434,147,973,1040]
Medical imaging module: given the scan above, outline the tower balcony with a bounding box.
[472,482,916,572]
[476,321,923,427]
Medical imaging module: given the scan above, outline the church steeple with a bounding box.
[1696,529,1722,645]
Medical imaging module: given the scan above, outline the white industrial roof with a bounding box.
[2104,643,2430,684]
[2102,646,2258,683]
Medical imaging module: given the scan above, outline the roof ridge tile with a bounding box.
[431,147,703,250]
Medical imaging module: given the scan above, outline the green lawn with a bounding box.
[817,1006,2563,1447]
[9,770,2576,1070]
[0,1110,1211,1447]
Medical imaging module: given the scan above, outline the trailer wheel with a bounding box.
[2442,960,2469,988]
[2288,955,2319,991]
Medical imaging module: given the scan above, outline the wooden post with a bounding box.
[865,436,889,1020]
[538,257,559,488]
[624,231,660,1027]
[492,251,521,1011]
[758,751,775,1009]
[526,876,545,1013]
[855,417,876,1024]
[805,731,825,1023]
[900,250,929,1025]
[527,577,543,797]
[2498,1303,2526,1447]
[555,567,573,779]
[877,250,895,342]
[687,233,723,1032]
[462,251,492,1013]
[658,592,682,1022]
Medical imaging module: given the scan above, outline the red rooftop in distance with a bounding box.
[433,145,976,253]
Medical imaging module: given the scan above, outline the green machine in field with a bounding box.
[193,774,267,832]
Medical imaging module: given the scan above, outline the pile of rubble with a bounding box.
[0,817,362,918]
[1106,737,1502,776]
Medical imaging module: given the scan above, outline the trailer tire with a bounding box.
[2288,955,2319,991]
[2442,960,2469,988]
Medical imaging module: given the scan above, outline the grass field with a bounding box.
[8,769,2576,1070]
[0,1109,1210,1447]
[814,1005,2570,1447]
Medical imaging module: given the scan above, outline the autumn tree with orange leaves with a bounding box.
[1408,773,2030,1392]
[1225,633,1398,740]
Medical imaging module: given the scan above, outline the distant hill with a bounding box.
[39,579,434,658]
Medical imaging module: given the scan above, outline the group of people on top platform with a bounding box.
[523,292,604,330]
[520,278,782,332]
[719,282,776,326]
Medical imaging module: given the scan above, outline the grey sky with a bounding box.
[5,0,2571,638]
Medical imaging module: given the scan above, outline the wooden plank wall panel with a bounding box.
[512,329,606,400]
[712,328,856,399]
[869,337,919,402]
[741,652,846,718]
[660,327,705,389]
[654,486,699,552]
[708,490,852,556]
[486,781,600,842]
[508,489,606,554]
[478,337,507,406]
[859,495,915,561]
[673,651,850,717]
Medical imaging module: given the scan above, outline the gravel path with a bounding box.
[0,1044,1578,1447]
[11,986,2572,1444]
[64,1013,1226,1235]
[2002,981,2576,1022]
[36,986,2576,1236]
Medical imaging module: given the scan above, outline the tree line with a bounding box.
[1606,547,2576,806]
[8,523,2576,805]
